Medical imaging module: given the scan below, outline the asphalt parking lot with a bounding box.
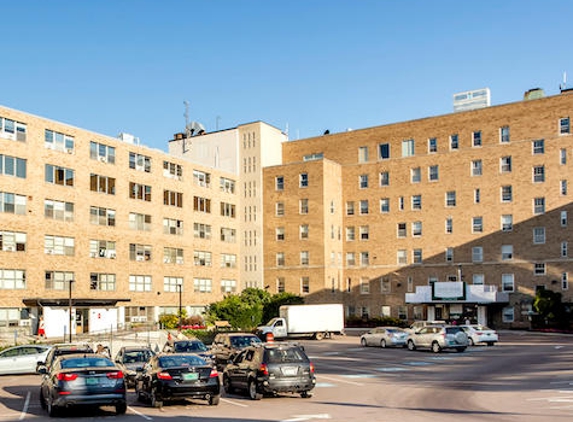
[0,331,572,422]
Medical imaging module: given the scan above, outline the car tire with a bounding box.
[407,340,416,351]
[223,375,234,394]
[46,397,59,418]
[380,339,387,348]
[248,380,262,400]
[468,337,475,346]
[487,342,495,347]
[208,394,220,406]
[301,391,313,398]
[431,342,441,353]
[151,388,163,408]
[360,338,367,347]
[456,347,466,353]
[39,389,46,409]
[116,402,127,415]
[315,332,325,341]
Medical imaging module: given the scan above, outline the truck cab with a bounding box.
[258,317,287,339]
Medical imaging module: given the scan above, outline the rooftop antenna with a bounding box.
[560,72,568,92]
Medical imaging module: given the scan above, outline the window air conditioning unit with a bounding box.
[99,156,107,163]
[19,319,31,327]
[136,255,144,262]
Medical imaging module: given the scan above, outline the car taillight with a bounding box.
[57,373,78,381]
[106,371,124,379]
[259,363,269,376]
[309,362,315,374]
[476,332,483,335]
[209,368,219,378]
[157,371,173,380]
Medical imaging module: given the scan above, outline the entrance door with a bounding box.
[75,309,90,334]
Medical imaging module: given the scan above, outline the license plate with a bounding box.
[86,377,98,386]
[282,367,298,376]
[183,373,199,381]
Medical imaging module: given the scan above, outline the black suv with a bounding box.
[222,342,316,400]
[36,343,94,374]
[210,333,262,370]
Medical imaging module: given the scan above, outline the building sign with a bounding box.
[432,281,466,301]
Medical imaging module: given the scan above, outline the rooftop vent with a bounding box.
[524,88,545,101]
[118,132,140,144]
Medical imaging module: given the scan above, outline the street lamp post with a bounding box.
[177,283,182,331]
[68,279,75,343]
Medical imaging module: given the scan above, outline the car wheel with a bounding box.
[468,337,475,346]
[456,347,466,353]
[39,389,46,409]
[151,388,163,408]
[208,394,220,405]
[248,380,262,400]
[301,391,314,398]
[431,341,441,353]
[407,340,416,351]
[380,339,387,348]
[223,375,234,394]
[116,402,127,415]
[315,332,325,341]
[46,397,59,418]
[360,338,367,347]
[487,342,495,347]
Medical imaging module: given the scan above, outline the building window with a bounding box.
[502,274,514,292]
[359,225,369,240]
[220,227,236,243]
[44,235,74,256]
[397,223,407,238]
[472,216,483,233]
[299,198,309,214]
[346,226,355,241]
[471,160,482,176]
[380,198,390,213]
[473,274,485,285]
[129,183,151,202]
[532,139,544,154]
[500,126,510,143]
[561,180,568,195]
[346,252,356,266]
[300,224,309,239]
[472,247,483,263]
[533,197,545,214]
[165,218,184,236]
[445,218,453,234]
[301,277,310,294]
[379,143,390,159]
[193,196,211,213]
[472,131,482,147]
[163,276,182,293]
[193,278,212,293]
[346,201,355,216]
[402,139,415,157]
[560,117,570,135]
[411,195,422,210]
[164,190,183,208]
[44,198,73,222]
[164,247,184,264]
[275,176,284,191]
[397,250,407,265]
[562,211,568,227]
[129,212,151,231]
[90,174,116,195]
[300,251,309,266]
[276,277,285,293]
[275,227,285,241]
[501,186,513,202]
[130,244,152,262]
[0,269,26,289]
[413,249,423,264]
[562,273,569,291]
[276,252,285,267]
[128,275,152,292]
[221,253,237,269]
[500,156,512,173]
[533,166,545,183]
[89,240,116,259]
[445,247,453,262]
[379,171,390,187]
[359,278,369,294]
[275,202,284,217]
[90,273,116,291]
[450,134,459,150]
[360,252,369,266]
[534,263,546,275]
[299,173,308,188]
[561,149,567,165]
[45,129,74,152]
[0,231,25,252]
[412,221,422,237]
[474,188,480,204]
[429,165,439,181]
[501,245,513,260]
[358,146,369,163]
[501,214,513,232]
[561,241,568,258]
[193,170,211,188]
[90,206,115,227]
[502,306,514,323]
[446,191,456,207]
[45,271,74,290]
[220,202,236,218]
[533,227,546,244]
[0,116,27,142]
[45,164,73,186]
[398,197,405,210]
[428,137,437,153]
[220,279,237,294]
[163,160,183,180]
[90,141,116,164]
[359,174,369,189]
[359,200,369,215]
[194,250,212,266]
[129,152,151,173]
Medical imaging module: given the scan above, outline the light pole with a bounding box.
[68,279,75,343]
[177,283,182,331]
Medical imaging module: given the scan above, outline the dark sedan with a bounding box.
[163,339,214,364]
[114,346,155,388]
[39,354,126,417]
[135,353,221,408]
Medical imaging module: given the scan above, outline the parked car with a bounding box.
[135,353,221,407]
[222,342,315,400]
[210,332,262,369]
[405,320,447,334]
[461,324,499,346]
[406,325,468,353]
[360,327,408,348]
[37,343,94,374]
[114,346,155,388]
[162,339,214,364]
[0,345,51,375]
[39,353,126,417]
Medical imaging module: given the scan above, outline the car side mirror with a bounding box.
[37,365,47,375]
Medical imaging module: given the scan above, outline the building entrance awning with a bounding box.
[22,298,131,307]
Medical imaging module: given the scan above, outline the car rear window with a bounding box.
[230,336,261,348]
[61,357,114,368]
[265,347,307,364]
[445,327,463,334]
[124,350,153,363]
[174,341,207,353]
[159,355,206,368]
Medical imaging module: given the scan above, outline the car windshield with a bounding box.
[265,347,307,364]
[173,341,207,353]
[61,357,114,369]
[159,355,206,368]
[230,336,261,348]
[123,350,153,363]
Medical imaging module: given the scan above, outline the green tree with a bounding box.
[533,288,564,327]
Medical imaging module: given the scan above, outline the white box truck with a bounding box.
[257,304,344,340]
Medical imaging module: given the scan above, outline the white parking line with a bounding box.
[318,375,363,386]
[128,406,153,420]
[221,397,249,407]
[18,392,30,421]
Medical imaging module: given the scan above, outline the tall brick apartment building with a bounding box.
[263,89,573,328]
[0,105,247,338]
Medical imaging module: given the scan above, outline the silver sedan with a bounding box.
[0,345,51,375]
[360,326,408,348]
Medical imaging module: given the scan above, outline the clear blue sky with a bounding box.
[2,0,572,151]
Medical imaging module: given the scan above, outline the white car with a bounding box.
[461,324,499,346]
[360,327,408,348]
[0,345,51,375]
